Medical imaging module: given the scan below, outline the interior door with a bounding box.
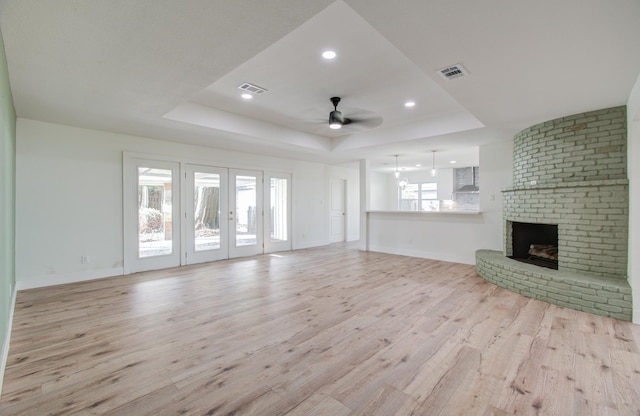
[185,165,228,264]
[264,172,292,253]
[229,169,263,258]
[124,158,181,273]
[330,178,346,243]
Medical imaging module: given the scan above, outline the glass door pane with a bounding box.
[269,177,288,243]
[185,165,228,265]
[229,170,263,258]
[124,156,180,274]
[235,175,257,247]
[264,173,292,253]
[138,167,173,258]
[194,172,221,251]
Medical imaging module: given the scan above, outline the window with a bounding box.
[400,182,438,211]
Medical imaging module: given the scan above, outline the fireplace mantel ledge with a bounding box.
[502,178,628,193]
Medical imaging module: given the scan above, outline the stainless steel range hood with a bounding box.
[454,166,479,193]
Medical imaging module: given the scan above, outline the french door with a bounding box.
[124,158,181,273]
[125,156,291,273]
[229,169,263,258]
[184,165,229,264]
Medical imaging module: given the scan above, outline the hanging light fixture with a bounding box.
[394,155,400,178]
[394,154,409,189]
[431,150,437,177]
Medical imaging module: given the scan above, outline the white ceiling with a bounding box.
[1,0,639,173]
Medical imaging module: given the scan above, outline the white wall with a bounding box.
[15,118,352,288]
[627,74,640,323]
[367,140,513,264]
[370,171,389,211]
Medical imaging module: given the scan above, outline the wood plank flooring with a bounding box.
[1,244,640,415]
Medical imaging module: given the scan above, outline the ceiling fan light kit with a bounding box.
[329,96,347,129]
[329,110,343,129]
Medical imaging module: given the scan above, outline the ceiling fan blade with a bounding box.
[345,114,383,128]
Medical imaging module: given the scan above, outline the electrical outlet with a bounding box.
[81,256,90,264]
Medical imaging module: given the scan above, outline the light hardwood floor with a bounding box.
[1,244,639,415]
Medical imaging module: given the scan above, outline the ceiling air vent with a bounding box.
[237,82,268,95]
[437,64,469,80]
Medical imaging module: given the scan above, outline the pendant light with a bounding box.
[431,150,437,177]
[394,154,409,189]
[394,155,400,179]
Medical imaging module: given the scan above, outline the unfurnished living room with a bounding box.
[1,1,640,415]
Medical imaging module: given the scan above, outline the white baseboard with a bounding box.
[16,267,124,290]
[367,244,475,265]
[294,239,330,250]
[0,285,17,398]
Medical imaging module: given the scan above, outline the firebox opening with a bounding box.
[510,222,558,270]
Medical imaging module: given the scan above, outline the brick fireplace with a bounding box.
[476,106,632,320]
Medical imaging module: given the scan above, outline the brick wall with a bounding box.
[503,180,628,279]
[504,106,629,280]
[513,106,626,186]
[476,105,631,320]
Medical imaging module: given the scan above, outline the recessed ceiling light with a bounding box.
[416,164,421,167]
[322,50,336,60]
[241,93,253,100]
[450,160,457,164]
[404,101,416,108]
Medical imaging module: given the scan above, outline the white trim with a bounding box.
[294,239,330,250]
[0,285,17,397]
[16,267,124,290]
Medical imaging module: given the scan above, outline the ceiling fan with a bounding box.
[327,97,382,130]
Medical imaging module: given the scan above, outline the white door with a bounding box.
[330,178,346,243]
[124,158,181,273]
[185,165,228,264]
[264,173,292,253]
[229,169,264,258]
